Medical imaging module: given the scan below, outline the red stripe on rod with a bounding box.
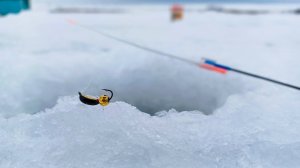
[200,64,227,74]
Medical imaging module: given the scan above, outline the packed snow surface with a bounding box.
[0,4,300,168]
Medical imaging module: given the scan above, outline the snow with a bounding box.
[1,90,300,168]
[0,4,300,167]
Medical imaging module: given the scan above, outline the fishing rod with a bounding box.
[200,59,300,91]
[67,19,300,91]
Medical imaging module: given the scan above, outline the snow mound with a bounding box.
[1,88,300,168]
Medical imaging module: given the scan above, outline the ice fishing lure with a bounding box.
[79,89,113,106]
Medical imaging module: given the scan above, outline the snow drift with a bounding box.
[1,4,300,168]
[1,88,300,168]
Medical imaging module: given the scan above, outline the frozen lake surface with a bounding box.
[0,5,300,168]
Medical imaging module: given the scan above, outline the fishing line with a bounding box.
[67,19,197,66]
[67,19,300,91]
[81,76,94,92]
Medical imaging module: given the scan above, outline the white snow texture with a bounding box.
[0,4,300,168]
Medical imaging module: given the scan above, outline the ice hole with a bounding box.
[0,53,245,117]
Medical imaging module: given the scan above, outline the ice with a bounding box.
[1,88,300,168]
[1,4,300,168]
